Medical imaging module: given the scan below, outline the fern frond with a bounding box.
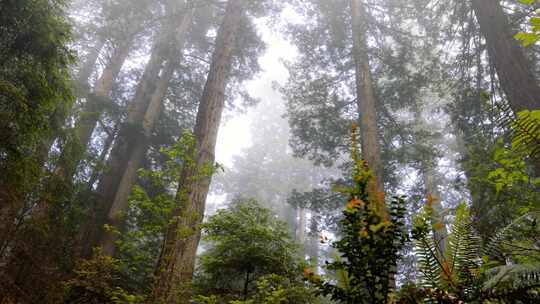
[415,234,442,289]
[485,211,540,262]
[512,110,540,159]
[445,203,481,290]
[483,264,540,295]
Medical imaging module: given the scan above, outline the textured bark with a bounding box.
[472,0,540,112]
[97,4,194,257]
[350,0,384,191]
[149,1,245,302]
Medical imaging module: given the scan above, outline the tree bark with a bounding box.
[148,1,246,302]
[472,0,540,112]
[55,38,132,181]
[350,0,384,192]
[96,3,194,257]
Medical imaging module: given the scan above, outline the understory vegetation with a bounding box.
[1,0,540,303]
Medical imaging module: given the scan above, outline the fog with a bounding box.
[1,0,539,302]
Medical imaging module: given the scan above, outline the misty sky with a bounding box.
[208,14,299,210]
[215,17,297,167]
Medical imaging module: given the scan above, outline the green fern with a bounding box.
[512,110,540,159]
[412,204,540,302]
[444,204,481,292]
[495,105,540,160]
[483,264,540,291]
[415,234,442,289]
[484,211,540,262]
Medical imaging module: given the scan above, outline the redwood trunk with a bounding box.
[350,0,384,191]
[149,1,245,302]
[350,0,392,288]
[55,39,132,180]
[96,3,194,257]
[100,42,191,256]
[472,0,540,112]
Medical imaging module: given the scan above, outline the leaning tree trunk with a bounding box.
[350,0,384,192]
[99,8,194,256]
[77,37,105,95]
[148,1,245,302]
[76,37,106,92]
[472,0,540,112]
[91,2,194,258]
[55,38,133,181]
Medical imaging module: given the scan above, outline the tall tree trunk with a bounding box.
[472,0,540,112]
[99,21,193,256]
[149,1,245,302]
[87,124,118,190]
[421,165,448,256]
[77,37,106,92]
[350,0,384,192]
[308,218,320,273]
[55,39,132,181]
[296,207,306,245]
[94,3,194,257]
[350,0,393,288]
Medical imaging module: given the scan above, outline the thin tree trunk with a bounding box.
[149,1,246,302]
[296,208,306,246]
[243,271,250,300]
[95,3,194,257]
[88,123,118,190]
[421,165,448,256]
[309,221,319,273]
[77,37,106,92]
[472,0,540,112]
[350,0,384,192]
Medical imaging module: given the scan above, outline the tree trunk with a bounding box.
[87,124,118,190]
[472,0,540,112]
[96,3,194,257]
[55,39,132,181]
[296,207,306,245]
[421,165,448,256]
[350,0,393,288]
[148,1,245,302]
[308,223,319,273]
[76,37,106,92]
[243,270,250,300]
[350,0,384,192]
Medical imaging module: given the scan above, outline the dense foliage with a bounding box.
[411,203,540,303]
[1,0,539,303]
[306,143,408,303]
[193,200,316,303]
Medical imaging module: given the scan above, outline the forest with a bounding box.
[1,0,540,303]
